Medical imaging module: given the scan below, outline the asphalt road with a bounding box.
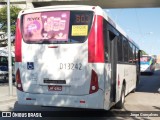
[123,69,160,111]
[0,68,160,120]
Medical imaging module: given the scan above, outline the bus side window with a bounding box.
[128,42,133,63]
[133,45,136,64]
[104,34,109,62]
[117,36,123,62]
[135,48,138,64]
[123,38,129,62]
[103,20,109,63]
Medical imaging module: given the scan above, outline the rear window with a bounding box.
[22,11,93,44]
[140,56,151,62]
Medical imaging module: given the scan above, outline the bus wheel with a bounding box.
[132,76,139,93]
[115,85,125,109]
[136,75,140,87]
[131,88,136,93]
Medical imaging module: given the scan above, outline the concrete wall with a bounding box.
[0,1,34,9]
[1,0,160,8]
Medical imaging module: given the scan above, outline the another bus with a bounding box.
[140,55,155,74]
[15,5,141,110]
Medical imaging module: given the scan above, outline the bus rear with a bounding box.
[15,6,105,109]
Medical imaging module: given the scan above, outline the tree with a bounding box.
[141,50,148,55]
[0,5,21,35]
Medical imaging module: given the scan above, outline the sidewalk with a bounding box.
[0,83,17,104]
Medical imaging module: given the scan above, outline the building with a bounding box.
[156,55,160,64]
[1,0,160,8]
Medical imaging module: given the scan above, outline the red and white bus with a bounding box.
[15,5,140,110]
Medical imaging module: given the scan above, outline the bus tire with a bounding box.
[132,75,139,93]
[115,85,125,109]
[131,88,136,93]
[136,75,140,87]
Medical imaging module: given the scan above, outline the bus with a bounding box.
[15,5,141,110]
[140,55,155,74]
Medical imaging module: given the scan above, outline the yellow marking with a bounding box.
[71,25,88,36]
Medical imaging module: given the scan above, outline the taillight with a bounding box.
[15,18,22,62]
[16,68,23,91]
[89,70,99,94]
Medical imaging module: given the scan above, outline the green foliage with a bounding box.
[141,50,148,55]
[0,5,21,34]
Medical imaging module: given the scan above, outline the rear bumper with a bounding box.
[17,89,104,109]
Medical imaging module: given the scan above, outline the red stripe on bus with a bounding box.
[88,15,104,63]
[15,19,22,62]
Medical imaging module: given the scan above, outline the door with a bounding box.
[107,26,118,103]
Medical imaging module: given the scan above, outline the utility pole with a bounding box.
[7,0,13,96]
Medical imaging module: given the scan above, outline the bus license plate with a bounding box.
[48,85,62,91]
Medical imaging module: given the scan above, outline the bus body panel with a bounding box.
[20,40,93,95]
[104,63,111,109]
[15,5,140,110]
[17,63,106,109]
[116,64,136,100]
[17,88,104,109]
[103,63,137,108]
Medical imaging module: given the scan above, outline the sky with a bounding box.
[105,8,160,56]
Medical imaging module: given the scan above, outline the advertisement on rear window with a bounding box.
[23,11,70,42]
